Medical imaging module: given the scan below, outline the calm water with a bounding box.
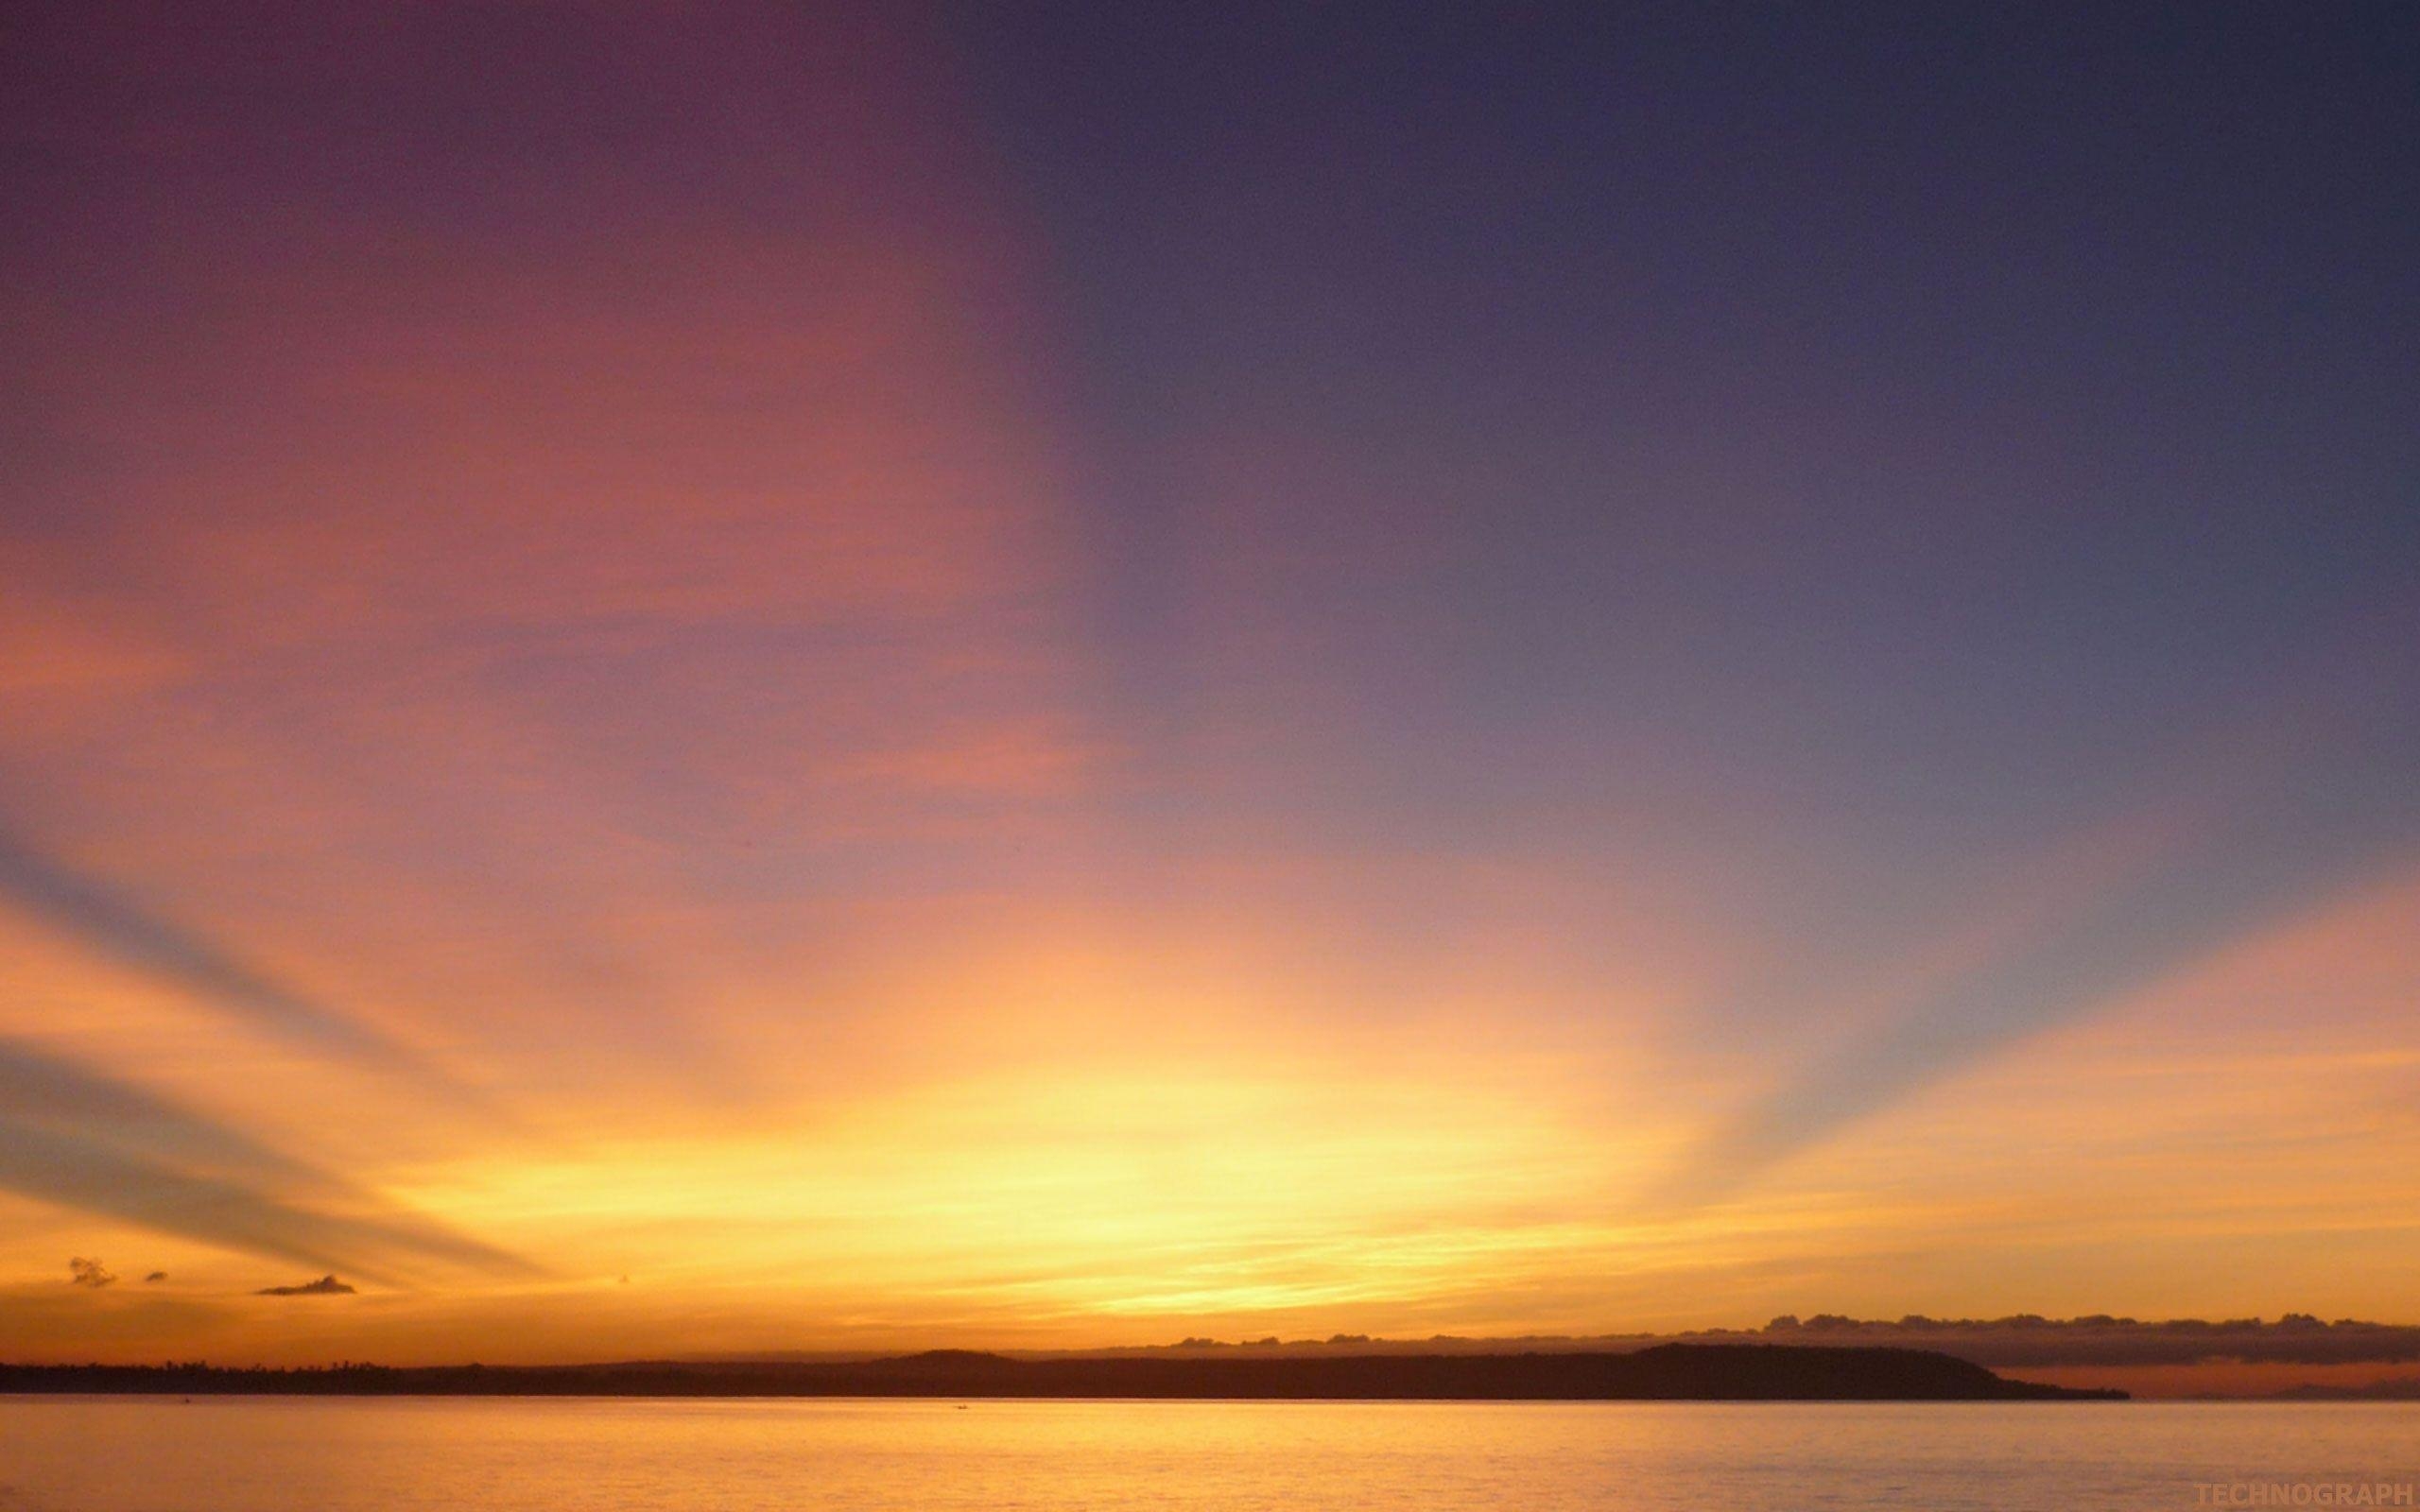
[2,1398,2416,1511]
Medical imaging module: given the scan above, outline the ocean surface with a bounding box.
[2,1397,2415,1511]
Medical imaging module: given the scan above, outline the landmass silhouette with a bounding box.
[0,1344,2121,1400]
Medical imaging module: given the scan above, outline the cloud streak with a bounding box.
[0,827,492,1110]
[0,829,410,1064]
[0,1040,336,1194]
[1660,610,2420,1207]
[0,1040,534,1282]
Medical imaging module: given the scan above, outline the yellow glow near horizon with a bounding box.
[5,8,2416,1387]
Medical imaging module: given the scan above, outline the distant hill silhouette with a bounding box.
[1013,1314,2420,1370]
[2268,1376,2420,1401]
[0,1344,2120,1400]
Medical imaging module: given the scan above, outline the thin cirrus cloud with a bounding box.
[0,827,475,1104]
[1660,603,2420,1207]
[0,1039,533,1283]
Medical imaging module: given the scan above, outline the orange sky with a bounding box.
[3,5,2416,1378]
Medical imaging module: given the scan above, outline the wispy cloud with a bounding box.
[1659,613,2420,1207]
[0,828,475,1104]
[0,1040,337,1193]
[0,1040,535,1281]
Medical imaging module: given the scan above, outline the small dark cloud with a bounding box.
[255,1274,356,1296]
[68,1255,116,1288]
[144,1271,168,1283]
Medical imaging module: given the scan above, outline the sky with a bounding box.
[2,1,2416,1369]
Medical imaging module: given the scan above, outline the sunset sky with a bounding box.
[4,3,2416,1368]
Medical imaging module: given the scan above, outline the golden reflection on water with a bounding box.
[4,1398,2418,1512]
